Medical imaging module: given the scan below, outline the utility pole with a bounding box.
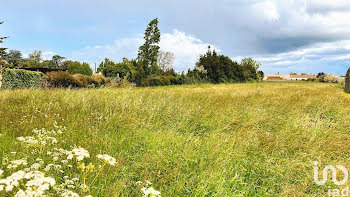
[94,63,96,73]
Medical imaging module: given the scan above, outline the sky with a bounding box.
[1,0,350,75]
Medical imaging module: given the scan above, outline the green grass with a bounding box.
[1,81,350,196]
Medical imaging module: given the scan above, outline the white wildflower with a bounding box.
[7,159,28,169]
[71,147,90,161]
[97,154,116,166]
[141,187,161,197]
[61,189,80,197]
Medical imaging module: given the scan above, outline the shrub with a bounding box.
[0,68,44,89]
[45,72,111,88]
[45,71,80,88]
[141,75,177,86]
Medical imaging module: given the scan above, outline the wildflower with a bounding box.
[96,154,117,166]
[141,187,161,197]
[30,163,41,170]
[7,159,28,169]
[61,189,80,197]
[70,147,90,161]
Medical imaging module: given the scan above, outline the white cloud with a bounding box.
[253,0,280,22]
[160,30,218,71]
[233,40,350,74]
[70,29,217,72]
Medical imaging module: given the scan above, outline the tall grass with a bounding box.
[1,81,350,196]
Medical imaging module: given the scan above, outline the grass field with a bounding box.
[1,81,350,196]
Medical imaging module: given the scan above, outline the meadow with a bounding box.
[1,81,350,196]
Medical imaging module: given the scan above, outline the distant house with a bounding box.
[264,74,315,81]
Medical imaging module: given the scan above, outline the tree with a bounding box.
[258,70,264,80]
[40,60,55,68]
[52,55,66,68]
[97,58,115,73]
[0,21,8,64]
[26,50,42,67]
[157,51,175,72]
[197,46,242,83]
[7,50,23,67]
[241,58,261,81]
[301,73,307,75]
[68,61,93,76]
[290,72,298,75]
[102,58,135,80]
[137,18,161,76]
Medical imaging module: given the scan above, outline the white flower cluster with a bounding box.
[7,159,28,169]
[141,187,161,197]
[138,181,161,197]
[70,148,90,161]
[97,154,117,166]
[0,123,121,197]
[0,170,55,196]
[17,123,66,148]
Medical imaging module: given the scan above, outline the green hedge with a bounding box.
[1,68,44,89]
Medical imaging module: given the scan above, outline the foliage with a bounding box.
[0,68,43,89]
[51,55,66,68]
[97,58,115,73]
[0,82,346,196]
[137,18,161,76]
[0,21,8,60]
[45,71,109,88]
[197,47,243,83]
[241,57,261,81]
[26,50,42,68]
[141,75,176,86]
[6,50,23,67]
[44,71,80,88]
[290,72,298,75]
[102,58,135,80]
[68,61,93,76]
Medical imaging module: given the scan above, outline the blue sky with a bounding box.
[1,0,350,75]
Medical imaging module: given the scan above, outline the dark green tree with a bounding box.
[97,58,115,73]
[197,46,242,83]
[7,50,23,67]
[0,21,8,63]
[68,61,93,76]
[103,58,135,80]
[137,18,161,76]
[52,55,66,68]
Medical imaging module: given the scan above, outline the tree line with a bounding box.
[0,19,264,86]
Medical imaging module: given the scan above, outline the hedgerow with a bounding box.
[0,68,44,89]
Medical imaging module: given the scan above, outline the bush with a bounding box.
[45,71,80,88]
[0,68,44,89]
[141,75,177,86]
[45,72,110,88]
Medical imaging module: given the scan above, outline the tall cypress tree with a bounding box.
[0,21,8,61]
[137,18,161,76]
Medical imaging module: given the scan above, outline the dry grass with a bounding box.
[1,81,350,196]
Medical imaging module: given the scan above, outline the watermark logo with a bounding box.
[314,161,349,197]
